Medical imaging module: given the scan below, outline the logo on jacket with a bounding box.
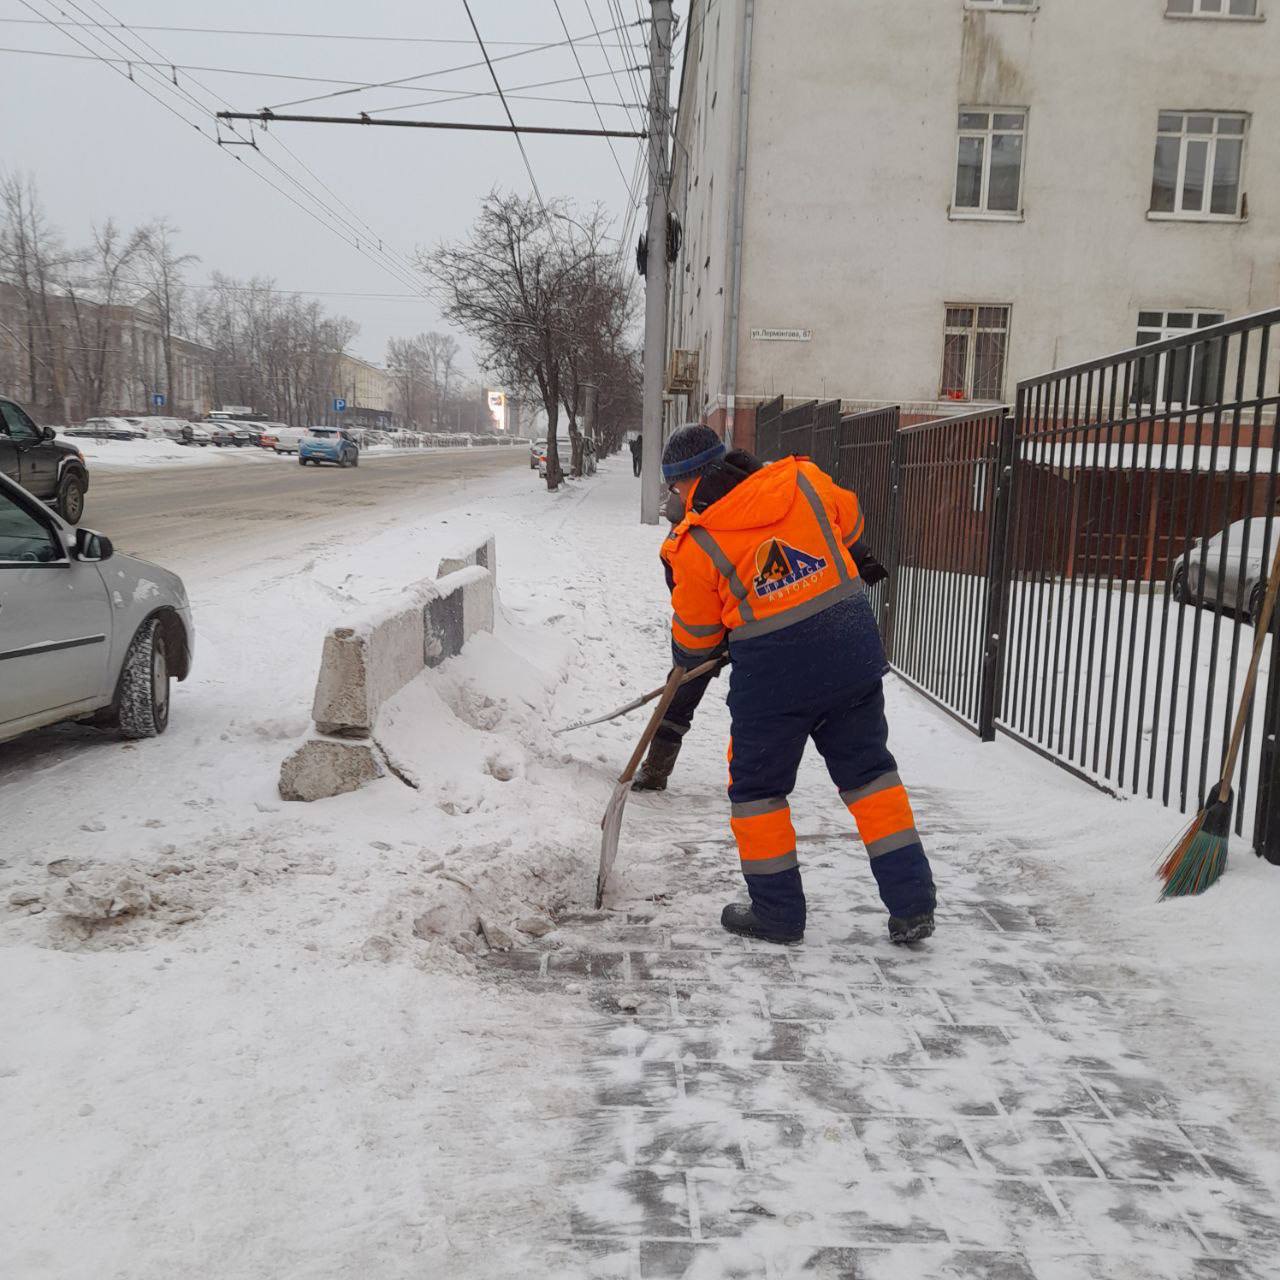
[752,539,828,597]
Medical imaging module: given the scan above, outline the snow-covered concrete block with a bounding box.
[437,531,496,585]
[289,558,498,799]
[279,736,383,802]
[311,566,495,735]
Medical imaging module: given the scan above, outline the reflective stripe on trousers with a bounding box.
[729,796,798,875]
[840,770,922,859]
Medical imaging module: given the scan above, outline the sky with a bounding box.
[0,0,662,371]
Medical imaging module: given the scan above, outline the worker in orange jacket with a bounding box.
[659,424,936,945]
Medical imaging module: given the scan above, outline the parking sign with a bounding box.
[152,393,166,407]
[333,397,347,413]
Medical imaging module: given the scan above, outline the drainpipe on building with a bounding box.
[723,0,755,449]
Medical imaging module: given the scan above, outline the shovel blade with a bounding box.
[596,778,630,909]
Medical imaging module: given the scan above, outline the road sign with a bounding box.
[152,393,166,407]
[333,397,347,413]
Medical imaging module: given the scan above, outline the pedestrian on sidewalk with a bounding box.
[659,423,936,945]
[630,433,643,478]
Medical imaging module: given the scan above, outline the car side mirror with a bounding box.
[41,425,56,441]
[75,528,113,562]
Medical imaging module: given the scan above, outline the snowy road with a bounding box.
[81,445,528,567]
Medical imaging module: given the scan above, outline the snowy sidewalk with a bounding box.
[5,458,1280,1278]
[488,791,1277,1278]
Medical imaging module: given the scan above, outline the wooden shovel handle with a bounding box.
[617,667,690,786]
[1217,532,1280,802]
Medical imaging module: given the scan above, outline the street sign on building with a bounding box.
[750,327,813,342]
[333,397,347,413]
[152,393,166,407]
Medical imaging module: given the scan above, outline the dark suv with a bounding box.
[0,396,90,524]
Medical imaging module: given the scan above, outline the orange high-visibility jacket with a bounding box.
[660,456,866,660]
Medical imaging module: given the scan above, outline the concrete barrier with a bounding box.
[280,544,497,802]
[437,531,496,584]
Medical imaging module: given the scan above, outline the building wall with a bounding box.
[672,0,1280,415]
[668,0,746,424]
[334,352,393,427]
[0,281,213,421]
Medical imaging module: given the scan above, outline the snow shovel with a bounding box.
[554,658,723,735]
[596,665,692,909]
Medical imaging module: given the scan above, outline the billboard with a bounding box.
[486,389,507,432]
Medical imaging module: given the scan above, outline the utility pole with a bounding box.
[640,0,674,525]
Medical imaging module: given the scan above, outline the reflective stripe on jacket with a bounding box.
[660,456,865,661]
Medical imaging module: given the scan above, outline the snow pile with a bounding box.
[57,434,280,469]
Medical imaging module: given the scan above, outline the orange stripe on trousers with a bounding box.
[730,806,797,862]
[847,784,915,845]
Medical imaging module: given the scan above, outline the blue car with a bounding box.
[299,427,359,468]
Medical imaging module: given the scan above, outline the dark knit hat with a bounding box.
[661,423,726,482]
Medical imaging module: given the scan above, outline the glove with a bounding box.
[855,551,889,586]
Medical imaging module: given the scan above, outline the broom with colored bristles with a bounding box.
[1159,531,1280,898]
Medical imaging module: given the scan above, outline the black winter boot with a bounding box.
[888,912,936,944]
[720,902,804,945]
[632,738,682,792]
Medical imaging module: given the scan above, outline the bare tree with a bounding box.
[421,331,460,429]
[138,219,198,409]
[423,191,607,489]
[59,220,146,416]
[387,335,428,428]
[0,173,76,417]
[194,273,357,426]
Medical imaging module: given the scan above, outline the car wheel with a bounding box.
[350,451,359,467]
[116,618,170,739]
[299,456,308,466]
[1249,580,1267,625]
[56,471,86,525]
[1171,566,1188,606]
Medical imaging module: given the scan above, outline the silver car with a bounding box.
[1172,516,1280,622]
[0,472,193,744]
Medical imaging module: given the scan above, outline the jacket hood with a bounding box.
[679,456,800,535]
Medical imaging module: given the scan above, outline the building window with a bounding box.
[941,305,1010,401]
[968,0,1036,7]
[1167,0,1260,16]
[953,109,1027,216]
[1135,309,1227,407]
[1150,112,1247,218]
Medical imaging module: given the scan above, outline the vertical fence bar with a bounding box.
[978,412,1017,740]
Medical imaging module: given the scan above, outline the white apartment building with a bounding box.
[666,0,1280,445]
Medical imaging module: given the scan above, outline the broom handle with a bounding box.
[1215,534,1280,803]
[617,667,689,786]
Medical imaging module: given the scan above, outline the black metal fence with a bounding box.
[752,308,1280,860]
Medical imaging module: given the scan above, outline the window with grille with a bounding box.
[954,109,1027,216]
[1134,309,1227,407]
[941,306,1010,402]
[1167,0,1260,16]
[1150,112,1247,218]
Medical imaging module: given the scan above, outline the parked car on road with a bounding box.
[0,470,192,743]
[204,420,256,447]
[261,425,306,453]
[299,427,359,468]
[66,417,148,441]
[536,436,573,480]
[156,418,210,446]
[0,396,90,524]
[1172,517,1280,623]
[531,438,545,469]
[203,421,237,447]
